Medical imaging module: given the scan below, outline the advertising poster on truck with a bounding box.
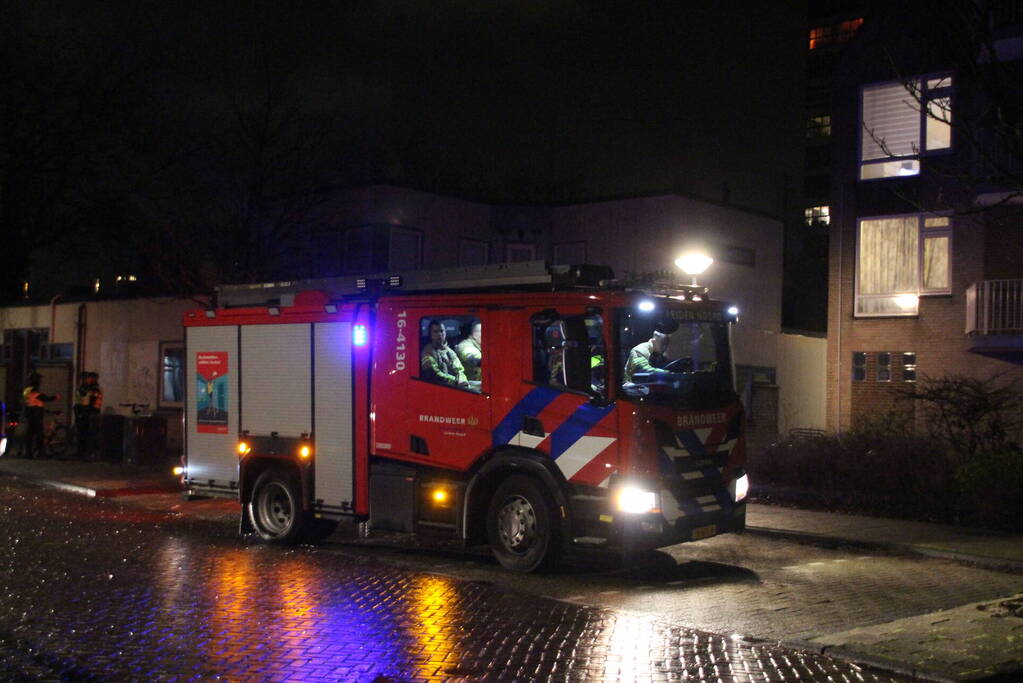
[196,352,229,434]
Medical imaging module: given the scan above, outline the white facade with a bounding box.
[1,297,197,450]
[777,332,828,434]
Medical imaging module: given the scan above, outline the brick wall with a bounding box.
[828,210,1023,432]
[848,351,916,426]
[747,384,778,458]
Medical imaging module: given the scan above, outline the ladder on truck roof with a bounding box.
[215,261,615,308]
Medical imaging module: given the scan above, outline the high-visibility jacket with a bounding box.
[77,384,103,410]
[22,386,55,409]
[455,337,482,381]
[623,341,669,383]
[421,343,467,386]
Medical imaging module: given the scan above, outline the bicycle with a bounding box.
[43,409,76,459]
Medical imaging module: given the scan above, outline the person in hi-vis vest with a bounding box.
[21,373,59,459]
[75,372,103,460]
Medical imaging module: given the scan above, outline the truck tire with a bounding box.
[486,475,563,572]
[248,469,305,544]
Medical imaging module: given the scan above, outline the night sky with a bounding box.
[2,1,806,300]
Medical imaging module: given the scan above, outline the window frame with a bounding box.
[854,212,953,317]
[858,73,954,182]
[806,114,832,139]
[415,314,484,394]
[902,352,917,383]
[804,205,830,227]
[530,310,607,399]
[852,351,867,382]
[877,351,892,382]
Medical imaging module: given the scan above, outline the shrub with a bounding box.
[750,374,1023,530]
[750,414,956,522]
[955,446,1023,530]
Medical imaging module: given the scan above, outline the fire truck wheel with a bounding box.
[486,475,562,573]
[249,469,305,544]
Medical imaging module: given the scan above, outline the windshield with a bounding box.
[616,308,734,408]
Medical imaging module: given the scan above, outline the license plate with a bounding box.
[692,524,717,540]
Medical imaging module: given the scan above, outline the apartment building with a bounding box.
[826,1,1023,430]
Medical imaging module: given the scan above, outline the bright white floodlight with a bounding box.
[675,252,714,285]
[675,252,713,275]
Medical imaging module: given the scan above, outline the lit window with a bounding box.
[808,25,833,50]
[856,214,952,316]
[860,76,952,180]
[852,352,867,382]
[160,342,185,408]
[902,353,917,382]
[804,205,830,227]
[808,17,862,50]
[806,114,832,138]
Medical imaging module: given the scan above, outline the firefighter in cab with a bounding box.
[421,320,469,388]
[623,321,678,383]
[455,320,482,385]
[75,371,103,460]
[21,373,60,459]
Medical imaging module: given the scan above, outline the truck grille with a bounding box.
[653,419,733,507]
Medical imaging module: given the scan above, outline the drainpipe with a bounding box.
[835,183,846,432]
[76,304,88,379]
[50,294,63,344]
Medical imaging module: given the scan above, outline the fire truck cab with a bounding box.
[183,262,748,572]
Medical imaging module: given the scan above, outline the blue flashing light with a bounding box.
[353,324,369,347]
[727,306,739,316]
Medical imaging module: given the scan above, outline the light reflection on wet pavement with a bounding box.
[0,477,906,681]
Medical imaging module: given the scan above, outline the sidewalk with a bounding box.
[746,503,1023,573]
[0,454,181,498]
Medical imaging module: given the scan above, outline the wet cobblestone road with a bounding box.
[0,476,906,681]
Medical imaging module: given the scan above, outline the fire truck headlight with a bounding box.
[0,436,7,457]
[729,472,749,503]
[616,486,659,514]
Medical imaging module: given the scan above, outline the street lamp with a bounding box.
[675,252,714,286]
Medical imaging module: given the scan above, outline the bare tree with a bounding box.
[0,2,150,301]
[126,30,361,295]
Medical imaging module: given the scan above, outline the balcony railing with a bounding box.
[966,279,1023,335]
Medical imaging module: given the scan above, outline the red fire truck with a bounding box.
[182,262,748,572]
